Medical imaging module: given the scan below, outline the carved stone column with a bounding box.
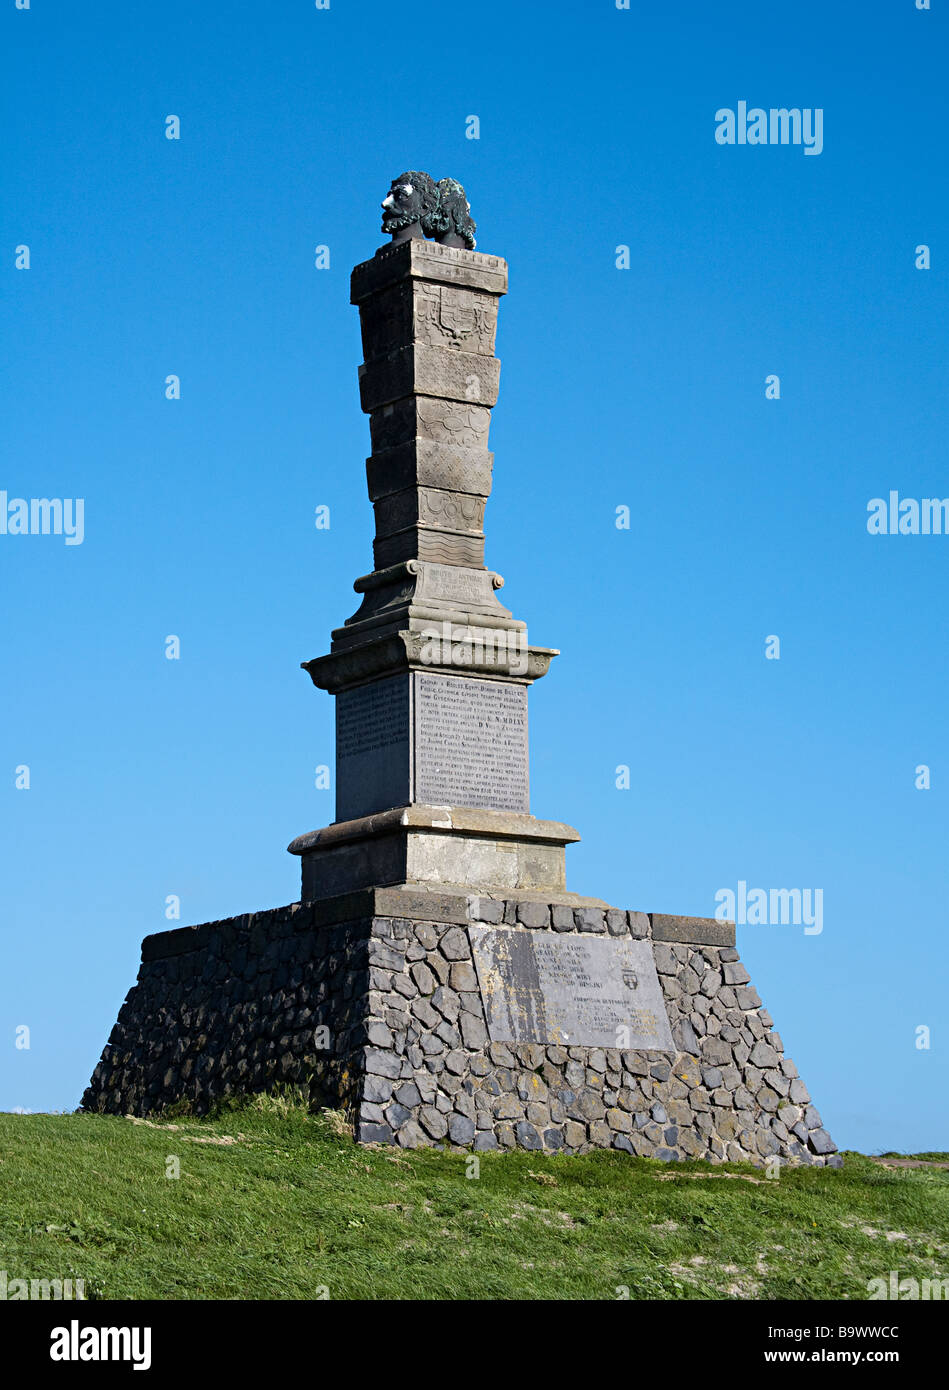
[290,233,592,907]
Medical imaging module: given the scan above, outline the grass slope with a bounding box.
[1,1097,946,1301]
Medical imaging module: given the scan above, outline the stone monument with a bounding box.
[82,176,838,1167]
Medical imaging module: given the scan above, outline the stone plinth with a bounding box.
[288,805,588,903]
[331,671,529,822]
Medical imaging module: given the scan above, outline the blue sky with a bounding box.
[2,0,946,1154]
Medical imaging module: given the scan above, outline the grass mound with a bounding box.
[1,1098,946,1300]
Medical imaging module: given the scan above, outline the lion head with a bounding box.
[431,178,477,250]
[381,172,439,240]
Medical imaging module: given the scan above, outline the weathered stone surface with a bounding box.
[469,926,674,1051]
[517,901,550,929]
[722,961,750,986]
[651,915,735,947]
[550,904,575,932]
[356,1121,393,1144]
[365,1048,402,1079]
[750,1041,780,1069]
[410,961,436,995]
[606,910,628,937]
[363,1074,394,1104]
[470,897,504,925]
[440,927,471,961]
[574,908,605,933]
[450,961,479,992]
[515,1120,542,1150]
[448,1113,476,1145]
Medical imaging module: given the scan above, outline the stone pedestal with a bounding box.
[82,896,839,1168]
[288,805,597,904]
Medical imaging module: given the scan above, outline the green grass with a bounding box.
[1,1097,947,1300]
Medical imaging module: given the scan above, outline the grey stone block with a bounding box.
[650,915,735,947]
[574,908,605,933]
[515,1120,542,1150]
[356,1121,393,1144]
[410,962,435,995]
[393,1081,421,1109]
[450,961,478,992]
[419,1106,448,1139]
[517,901,550,929]
[440,927,471,961]
[673,1019,700,1054]
[701,1037,732,1067]
[627,911,650,939]
[470,897,504,924]
[653,942,678,975]
[363,1074,394,1103]
[750,1041,780,1069]
[551,904,575,932]
[721,961,750,986]
[365,1048,402,1079]
[735,986,762,1010]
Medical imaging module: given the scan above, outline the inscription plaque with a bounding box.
[469,927,675,1051]
[336,675,409,820]
[413,672,528,812]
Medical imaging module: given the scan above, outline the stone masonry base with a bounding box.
[82,890,839,1167]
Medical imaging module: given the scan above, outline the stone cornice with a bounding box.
[302,630,557,693]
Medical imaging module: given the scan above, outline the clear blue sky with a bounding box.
[2,1,946,1154]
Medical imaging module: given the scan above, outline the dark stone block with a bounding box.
[448,1113,476,1145]
[393,1081,421,1109]
[356,1121,394,1144]
[515,1121,542,1150]
[573,908,605,933]
[517,901,550,930]
[808,1128,837,1155]
[471,897,504,925]
[650,915,735,947]
[550,904,575,932]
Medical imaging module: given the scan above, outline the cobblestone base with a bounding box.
[82,895,838,1167]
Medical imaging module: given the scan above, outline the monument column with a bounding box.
[288,174,594,908]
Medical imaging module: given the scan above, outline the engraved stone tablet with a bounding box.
[469,927,675,1051]
[413,672,528,812]
[336,675,410,821]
